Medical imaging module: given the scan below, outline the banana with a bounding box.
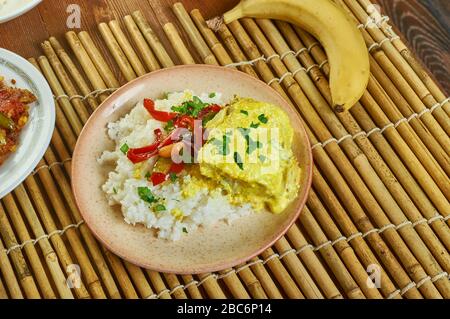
[222,0,370,112]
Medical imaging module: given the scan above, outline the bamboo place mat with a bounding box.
[0,0,449,299]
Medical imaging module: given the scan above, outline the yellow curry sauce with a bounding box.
[183,97,301,214]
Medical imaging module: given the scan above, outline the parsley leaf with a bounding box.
[169,172,178,182]
[234,152,244,170]
[240,110,248,116]
[164,120,174,132]
[154,204,166,212]
[258,114,269,124]
[137,187,157,204]
[171,96,208,117]
[120,143,129,154]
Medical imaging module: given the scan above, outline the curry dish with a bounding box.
[0,76,36,165]
[99,90,302,240]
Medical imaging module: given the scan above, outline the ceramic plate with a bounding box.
[0,0,42,23]
[0,48,55,199]
[72,65,312,274]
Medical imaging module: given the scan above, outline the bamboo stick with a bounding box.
[181,275,203,299]
[190,9,234,66]
[49,37,98,111]
[13,185,75,299]
[77,31,120,92]
[164,274,188,299]
[37,57,83,135]
[0,209,41,299]
[0,197,55,298]
[269,21,450,259]
[219,269,251,299]
[338,0,450,145]
[306,193,384,299]
[0,278,7,299]
[355,0,450,115]
[163,23,195,65]
[237,18,449,297]
[123,15,161,72]
[233,264,268,299]
[123,262,154,298]
[0,236,24,298]
[260,248,303,298]
[298,209,366,299]
[132,10,175,68]
[108,20,147,77]
[145,270,171,299]
[245,257,283,299]
[23,176,91,299]
[196,273,227,299]
[273,237,325,298]
[33,157,112,298]
[99,22,137,82]
[41,41,91,123]
[172,3,218,65]
[65,31,111,102]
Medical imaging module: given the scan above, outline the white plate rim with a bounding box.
[0,48,55,199]
[0,0,42,23]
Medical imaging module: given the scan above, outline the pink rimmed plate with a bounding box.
[72,65,312,274]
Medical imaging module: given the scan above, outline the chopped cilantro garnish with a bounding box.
[113,187,118,194]
[169,172,178,182]
[145,171,151,179]
[250,122,260,129]
[258,114,268,124]
[171,96,208,117]
[154,204,166,212]
[209,92,216,98]
[138,187,157,204]
[182,227,188,234]
[238,128,262,154]
[120,143,129,154]
[234,152,244,170]
[240,110,248,116]
[164,120,174,132]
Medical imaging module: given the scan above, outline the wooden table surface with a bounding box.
[0,0,448,94]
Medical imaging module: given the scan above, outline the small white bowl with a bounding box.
[0,0,42,24]
[0,48,55,199]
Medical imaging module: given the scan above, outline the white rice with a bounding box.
[98,90,252,241]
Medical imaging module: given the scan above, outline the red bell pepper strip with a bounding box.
[151,172,167,186]
[143,98,178,122]
[174,115,195,129]
[127,149,159,164]
[126,129,163,163]
[169,162,184,174]
[197,104,221,119]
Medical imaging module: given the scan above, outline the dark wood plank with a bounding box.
[374,0,449,95]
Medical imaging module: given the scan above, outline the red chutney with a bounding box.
[0,78,36,165]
